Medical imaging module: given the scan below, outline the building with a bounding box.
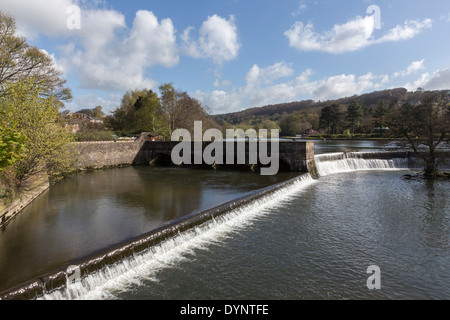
[147,132,165,141]
[62,111,104,134]
[297,128,319,138]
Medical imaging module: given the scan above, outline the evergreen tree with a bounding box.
[345,101,364,135]
[319,104,344,134]
[373,101,390,130]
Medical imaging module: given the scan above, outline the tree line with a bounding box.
[317,100,391,136]
[105,84,219,139]
[214,87,449,138]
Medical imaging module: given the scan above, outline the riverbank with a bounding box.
[0,133,151,228]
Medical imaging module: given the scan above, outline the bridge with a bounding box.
[135,139,316,174]
[74,133,317,175]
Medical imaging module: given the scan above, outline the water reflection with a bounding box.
[421,178,449,250]
[312,139,403,154]
[0,166,298,292]
[312,139,450,155]
[116,170,450,300]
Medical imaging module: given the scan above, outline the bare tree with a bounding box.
[389,93,449,177]
[0,11,71,102]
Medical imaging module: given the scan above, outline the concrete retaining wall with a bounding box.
[0,175,50,228]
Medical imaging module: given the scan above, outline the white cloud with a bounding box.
[403,67,450,92]
[245,62,294,87]
[214,79,232,88]
[193,89,243,114]
[39,49,66,74]
[243,82,296,108]
[284,16,375,53]
[127,10,179,68]
[194,62,391,114]
[374,19,432,43]
[285,15,432,53]
[0,0,76,39]
[422,68,450,90]
[65,93,122,114]
[403,73,430,91]
[181,15,240,64]
[291,0,308,17]
[297,72,388,101]
[393,59,425,78]
[406,68,450,91]
[295,69,315,85]
[2,1,179,92]
[69,9,179,91]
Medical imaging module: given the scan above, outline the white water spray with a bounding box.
[314,152,410,176]
[38,174,316,300]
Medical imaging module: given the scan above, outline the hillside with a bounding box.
[213,87,449,126]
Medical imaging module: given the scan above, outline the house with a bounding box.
[62,111,104,134]
[65,122,80,134]
[297,128,319,138]
[304,128,319,135]
[89,117,104,124]
[145,132,165,141]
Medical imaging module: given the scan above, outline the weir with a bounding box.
[73,133,317,174]
[314,150,450,176]
[314,151,411,176]
[1,148,448,300]
[0,173,314,300]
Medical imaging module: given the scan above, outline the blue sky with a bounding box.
[2,0,450,114]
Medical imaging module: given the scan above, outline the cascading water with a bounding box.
[3,149,445,300]
[30,173,316,300]
[314,151,411,177]
[34,152,411,300]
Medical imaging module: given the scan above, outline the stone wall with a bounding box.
[72,133,150,170]
[73,135,316,173]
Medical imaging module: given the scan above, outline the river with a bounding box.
[0,140,448,300]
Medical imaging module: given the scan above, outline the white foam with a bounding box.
[315,152,410,176]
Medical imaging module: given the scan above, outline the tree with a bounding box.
[279,113,311,136]
[345,101,364,135]
[389,93,450,177]
[319,103,344,134]
[172,91,218,135]
[0,120,25,172]
[159,83,177,135]
[133,90,166,134]
[92,106,104,118]
[107,89,168,136]
[373,100,390,131]
[0,11,71,101]
[251,119,280,137]
[107,86,219,137]
[107,89,147,134]
[75,106,105,118]
[0,78,75,187]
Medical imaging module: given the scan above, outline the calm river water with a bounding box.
[0,140,448,299]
